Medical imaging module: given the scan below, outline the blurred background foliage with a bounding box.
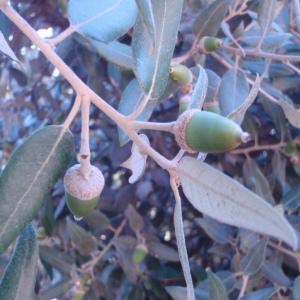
[1,0,300,299]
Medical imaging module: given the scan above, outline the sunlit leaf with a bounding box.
[68,0,138,42]
[178,157,298,250]
[132,0,183,99]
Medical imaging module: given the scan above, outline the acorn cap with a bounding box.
[64,164,104,201]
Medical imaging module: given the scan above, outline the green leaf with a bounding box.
[135,0,156,46]
[118,79,156,146]
[67,217,97,256]
[243,157,274,205]
[189,65,208,110]
[262,260,291,287]
[0,224,38,300]
[165,286,208,300]
[0,125,74,253]
[174,196,194,300]
[0,30,18,62]
[240,240,267,276]
[39,245,74,275]
[293,275,300,300]
[192,0,230,39]
[207,270,229,300]
[240,288,277,300]
[125,204,144,234]
[132,0,183,99]
[68,0,138,42]
[277,99,300,128]
[281,187,300,213]
[228,75,261,125]
[196,216,233,245]
[89,39,134,70]
[178,157,298,250]
[218,69,250,117]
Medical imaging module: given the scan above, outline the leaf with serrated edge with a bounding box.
[133,0,183,99]
[178,157,298,250]
[121,134,149,184]
[229,75,260,124]
[189,65,208,110]
[278,100,300,128]
[192,0,230,39]
[68,0,138,43]
[0,224,38,300]
[0,30,18,62]
[0,125,74,253]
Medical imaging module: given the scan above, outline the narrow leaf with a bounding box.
[133,0,183,99]
[178,157,298,250]
[89,39,134,69]
[68,0,138,42]
[135,0,156,46]
[228,75,260,124]
[262,260,291,287]
[218,69,250,117]
[165,286,208,300]
[0,224,38,300]
[0,125,74,253]
[0,30,18,62]
[67,217,97,256]
[121,134,150,183]
[174,196,195,300]
[192,0,230,39]
[240,240,267,276]
[278,100,300,128]
[125,204,144,234]
[189,65,208,110]
[207,270,229,300]
[147,239,179,262]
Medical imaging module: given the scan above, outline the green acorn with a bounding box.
[200,36,222,53]
[174,109,249,153]
[170,64,193,85]
[203,101,221,114]
[64,164,104,219]
[132,244,148,265]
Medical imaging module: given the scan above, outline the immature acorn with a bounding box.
[174,109,250,153]
[199,36,222,53]
[170,64,193,86]
[132,244,148,265]
[64,164,104,219]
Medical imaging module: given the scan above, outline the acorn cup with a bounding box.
[170,64,193,86]
[174,109,250,153]
[64,164,104,219]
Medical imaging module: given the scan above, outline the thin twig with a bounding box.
[238,274,249,299]
[222,44,300,62]
[132,121,175,132]
[230,142,286,155]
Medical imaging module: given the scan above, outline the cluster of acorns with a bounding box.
[64,38,248,219]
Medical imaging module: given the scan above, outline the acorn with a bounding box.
[64,164,104,219]
[174,109,249,153]
[203,101,221,114]
[132,244,148,265]
[199,36,222,53]
[170,64,193,86]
